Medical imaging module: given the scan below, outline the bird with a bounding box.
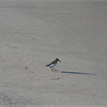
[46,58,61,71]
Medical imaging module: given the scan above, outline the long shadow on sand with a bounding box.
[61,71,96,75]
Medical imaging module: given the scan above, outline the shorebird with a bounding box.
[46,58,61,71]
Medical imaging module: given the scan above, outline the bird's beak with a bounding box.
[58,60,61,62]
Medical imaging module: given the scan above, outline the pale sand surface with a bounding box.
[0,0,107,107]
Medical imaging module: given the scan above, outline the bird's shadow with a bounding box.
[61,71,96,75]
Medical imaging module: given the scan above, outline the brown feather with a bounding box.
[46,58,58,66]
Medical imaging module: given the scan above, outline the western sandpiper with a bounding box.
[46,58,61,71]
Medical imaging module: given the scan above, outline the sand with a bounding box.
[0,0,107,107]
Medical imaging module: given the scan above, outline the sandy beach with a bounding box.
[0,0,107,107]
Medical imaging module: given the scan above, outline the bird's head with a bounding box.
[56,58,61,62]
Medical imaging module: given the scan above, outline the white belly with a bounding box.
[49,62,57,67]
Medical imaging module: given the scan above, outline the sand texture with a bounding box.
[0,0,107,107]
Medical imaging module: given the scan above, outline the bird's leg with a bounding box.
[50,67,54,71]
[53,67,58,71]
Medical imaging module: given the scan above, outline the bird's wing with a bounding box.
[46,60,55,66]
